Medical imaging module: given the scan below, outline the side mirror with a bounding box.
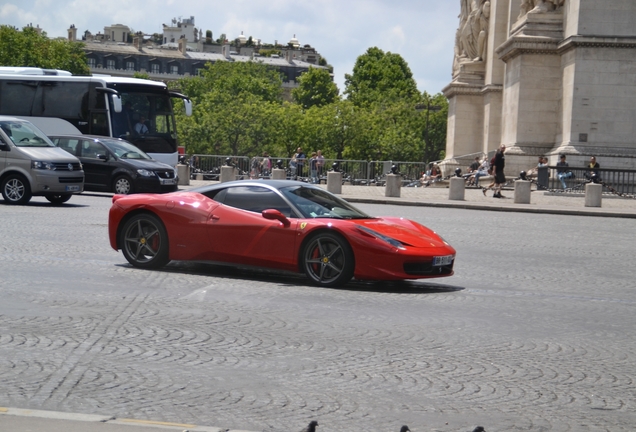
[97,153,109,161]
[262,209,291,227]
[111,94,122,113]
[183,98,193,116]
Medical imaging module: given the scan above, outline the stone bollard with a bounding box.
[220,165,236,183]
[327,171,342,194]
[271,168,286,180]
[196,173,203,181]
[514,180,531,204]
[177,164,190,186]
[385,174,401,197]
[448,177,465,201]
[585,183,602,207]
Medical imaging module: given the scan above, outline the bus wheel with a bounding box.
[113,175,134,195]
[2,174,32,205]
[46,194,72,204]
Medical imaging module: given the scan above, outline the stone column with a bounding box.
[327,171,342,194]
[271,168,286,180]
[584,183,602,207]
[448,177,465,201]
[385,174,401,197]
[220,166,235,183]
[177,163,190,185]
[514,179,531,204]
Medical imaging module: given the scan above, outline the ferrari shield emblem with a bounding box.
[300,222,307,230]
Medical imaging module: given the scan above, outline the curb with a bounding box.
[0,407,257,432]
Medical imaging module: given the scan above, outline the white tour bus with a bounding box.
[0,67,192,167]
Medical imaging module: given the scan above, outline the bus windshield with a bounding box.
[110,88,178,166]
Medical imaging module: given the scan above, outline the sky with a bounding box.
[0,0,460,95]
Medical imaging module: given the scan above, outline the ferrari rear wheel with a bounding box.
[120,213,170,269]
[302,232,354,288]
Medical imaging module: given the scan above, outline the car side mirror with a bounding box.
[262,209,290,227]
[97,153,109,161]
[0,141,9,151]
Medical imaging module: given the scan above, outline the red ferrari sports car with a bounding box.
[108,180,456,287]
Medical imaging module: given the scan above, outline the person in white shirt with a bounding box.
[135,115,149,134]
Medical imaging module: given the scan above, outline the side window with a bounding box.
[54,138,80,156]
[216,186,293,217]
[80,140,104,158]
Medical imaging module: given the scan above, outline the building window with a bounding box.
[170,65,179,74]
[151,63,160,74]
[106,59,116,69]
[126,61,135,71]
[87,58,96,68]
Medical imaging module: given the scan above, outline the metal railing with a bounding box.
[541,166,636,195]
[184,155,636,196]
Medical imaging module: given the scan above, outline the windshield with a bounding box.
[100,139,152,160]
[280,185,373,219]
[111,91,177,141]
[0,120,54,147]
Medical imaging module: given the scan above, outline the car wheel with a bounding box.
[45,194,72,204]
[113,175,134,194]
[120,213,170,269]
[301,231,354,287]
[1,174,32,205]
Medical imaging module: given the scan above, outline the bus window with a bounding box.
[0,81,38,116]
[41,82,90,120]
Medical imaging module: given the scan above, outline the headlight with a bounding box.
[137,169,155,177]
[32,161,55,170]
[357,226,405,249]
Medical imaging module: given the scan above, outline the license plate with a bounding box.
[160,178,177,185]
[65,185,80,192]
[433,255,454,266]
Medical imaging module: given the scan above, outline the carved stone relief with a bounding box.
[453,0,491,75]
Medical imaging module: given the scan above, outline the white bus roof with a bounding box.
[0,68,167,88]
[0,67,72,76]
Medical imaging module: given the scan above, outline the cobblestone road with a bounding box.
[0,194,635,431]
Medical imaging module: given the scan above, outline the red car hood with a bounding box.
[353,217,449,249]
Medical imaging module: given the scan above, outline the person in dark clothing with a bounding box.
[556,154,573,189]
[493,144,506,198]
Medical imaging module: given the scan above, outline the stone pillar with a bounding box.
[514,179,531,204]
[327,171,342,194]
[220,166,235,183]
[271,168,286,180]
[448,177,465,201]
[585,183,602,207]
[385,174,401,197]
[177,164,190,186]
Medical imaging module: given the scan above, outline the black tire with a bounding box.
[301,231,354,287]
[1,174,32,205]
[120,213,170,269]
[45,194,72,204]
[113,175,134,194]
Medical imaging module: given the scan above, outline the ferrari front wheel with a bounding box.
[120,213,170,269]
[302,232,354,288]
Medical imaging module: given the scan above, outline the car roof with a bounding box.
[190,179,322,194]
[0,116,29,122]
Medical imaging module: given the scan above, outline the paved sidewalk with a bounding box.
[0,407,253,432]
[185,180,636,218]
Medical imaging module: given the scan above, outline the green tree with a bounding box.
[344,47,419,107]
[0,25,89,75]
[172,61,284,155]
[292,66,339,109]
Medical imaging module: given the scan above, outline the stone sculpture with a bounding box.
[519,0,566,20]
[453,0,491,74]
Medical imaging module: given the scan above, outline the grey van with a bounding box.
[0,116,84,204]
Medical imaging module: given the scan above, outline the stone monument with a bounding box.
[443,0,636,174]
